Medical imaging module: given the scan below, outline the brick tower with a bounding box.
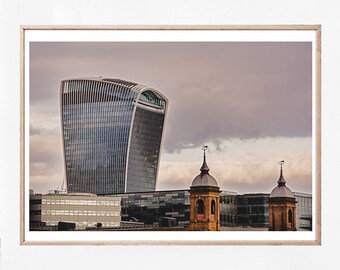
[269,161,297,231]
[189,146,221,231]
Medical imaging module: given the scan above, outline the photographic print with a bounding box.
[22,26,321,244]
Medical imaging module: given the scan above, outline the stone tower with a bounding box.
[189,146,221,231]
[269,161,297,231]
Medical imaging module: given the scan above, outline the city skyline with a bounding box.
[29,42,313,194]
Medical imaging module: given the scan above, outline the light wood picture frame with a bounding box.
[21,25,321,245]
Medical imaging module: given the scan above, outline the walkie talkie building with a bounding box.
[60,78,168,195]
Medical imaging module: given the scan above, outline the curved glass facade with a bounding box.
[60,78,167,195]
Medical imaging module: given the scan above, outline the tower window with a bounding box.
[288,209,293,223]
[211,200,216,215]
[196,199,204,214]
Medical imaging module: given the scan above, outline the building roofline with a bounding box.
[60,77,168,101]
[102,189,190,196]
[293,191,313,196]
[237,193,270,196]
[31,192,111,197]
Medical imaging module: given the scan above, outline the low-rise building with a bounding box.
[112,190,191,227]
[293,192,312,231]
[30,193,121,230]
[220,191,237,227]
[236,193,270,228]
[29,189,311,231]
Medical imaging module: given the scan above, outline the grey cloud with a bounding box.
[29,124,40,135]
[29,42,312,187]
[211,138,227,152]
[29,126,63,167]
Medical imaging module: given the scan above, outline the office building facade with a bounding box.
[30,193,121,230]
[294,192,312,231]
[60,78,168,195]
[236,194,270,228]
[113,190,191,227]
[219,191,237,227]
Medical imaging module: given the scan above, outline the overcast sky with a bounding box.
[29,41,312,194]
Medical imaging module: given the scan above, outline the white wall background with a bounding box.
[0,0,339,269]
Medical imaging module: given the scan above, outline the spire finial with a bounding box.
[200,145,210,174]
[277,160,286,186]
[279,160,284,172]
[202,145,208,157]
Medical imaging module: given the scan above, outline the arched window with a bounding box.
[288,209,293,223]
[196,200,204,214]
[211,200,216,215]
[196,199,204,221]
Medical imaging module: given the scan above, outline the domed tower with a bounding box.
[189,146,221,231]
[269,161,297,231]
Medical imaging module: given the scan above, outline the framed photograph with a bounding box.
[21,25,321,245]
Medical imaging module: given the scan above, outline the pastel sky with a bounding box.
[29,42,312,194]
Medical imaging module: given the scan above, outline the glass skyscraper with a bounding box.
[60,78,168,195]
